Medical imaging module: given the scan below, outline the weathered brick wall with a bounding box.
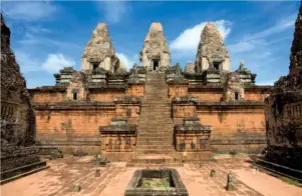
[31,85,144,103]
[35,108,116,152]
[115,104,141,124]
[168,85,188,98]
[32,92,66,103]
[244,92,268,101]
[101,135,136,152]
[126,84,145,97]
[173,105,196,125]
[90,91,124,102]
[173,103,266,152]
[189,92,222,102]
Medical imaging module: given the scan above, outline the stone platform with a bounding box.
[1,155,302,196]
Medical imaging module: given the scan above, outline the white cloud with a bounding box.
[228,39,268,54]
[15,50,41,73]
[2,1,57,21]
[247,14,296,40]
[256,80,275,86]
[229,14,296,55]
[42,54,76,73]
[15,51,76,74]
[116,53,137,71]
[100,1,128,23]
[170,20,231,53]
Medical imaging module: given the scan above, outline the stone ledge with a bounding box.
[28,86,67,92]
[35,141,101,146]
[113,96,142,104]
[33,102,116,110]
[100,125,138,134]
[197,101,264,106]
[210,139,266,145]
[175,125,212,132]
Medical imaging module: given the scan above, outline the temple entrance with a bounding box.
[213,62,220,70]
[153,60,159,71]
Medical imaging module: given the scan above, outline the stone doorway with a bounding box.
[213,62,220,70]
[153,60,159,71]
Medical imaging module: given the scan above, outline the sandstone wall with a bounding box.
[172,103,266,153]
[35,106,115,153]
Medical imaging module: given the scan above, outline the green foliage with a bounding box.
[229,150,238,157]
[199,163,203,168]
[281,177,302,187]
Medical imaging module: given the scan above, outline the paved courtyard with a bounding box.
[1,155,302,196]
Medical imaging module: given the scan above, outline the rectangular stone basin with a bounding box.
[125,168,188,196]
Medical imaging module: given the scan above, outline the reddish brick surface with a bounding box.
[1,156,301,196]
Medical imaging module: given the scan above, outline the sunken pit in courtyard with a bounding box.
[125,168,188,196]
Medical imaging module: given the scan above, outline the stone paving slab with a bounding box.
[1,156,302,196]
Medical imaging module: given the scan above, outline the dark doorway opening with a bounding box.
[213,62,220,70]
[153,60,159,71]
[234,92,239,101]
[92,63,99,70]
[73,92,78,100]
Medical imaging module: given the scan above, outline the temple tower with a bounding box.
[264,2,302,170]
[140,23,171,72]
[195,23,230,73]
[81,23,121,73]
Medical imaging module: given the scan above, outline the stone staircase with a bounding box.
[129,72,181,166]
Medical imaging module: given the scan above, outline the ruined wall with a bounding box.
[168,85,188,98]
[90,92,125,102]
[173,103,266,152]
[30,84,144,103]
[126,84,145,97]
[0,14,46,181]
[140,23,171,71]
[195,23,230,72]
[35,106,116,153]
[264,3,302,169]
[0,16,35,146]
[81,24,121,73]
[32,92,66,103]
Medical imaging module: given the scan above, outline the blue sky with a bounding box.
[2,0,300,88]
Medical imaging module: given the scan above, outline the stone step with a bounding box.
[129,155,179,165]
[136,140,173,145]
[136,145,174,150]
[138,123,173,126]
[138,129,173,132]
[135,149,175,154]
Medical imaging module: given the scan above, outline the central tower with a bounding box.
[140,23,171,72]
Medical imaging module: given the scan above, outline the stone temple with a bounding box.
[0,14,47,183]
[2,4,302,194]
[27,21,272,164]
[264,3,302,170]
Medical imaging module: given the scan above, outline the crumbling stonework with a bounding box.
[195,23,230,73]
[0,14,47,183]
[174,117,211,152]
[66,72,89,101]
[223,72,245,102]
[184,61,195,73]
[140,23,170,72]
[29,19,270,161]
[265,3,302,169]
[82,23,121,73]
